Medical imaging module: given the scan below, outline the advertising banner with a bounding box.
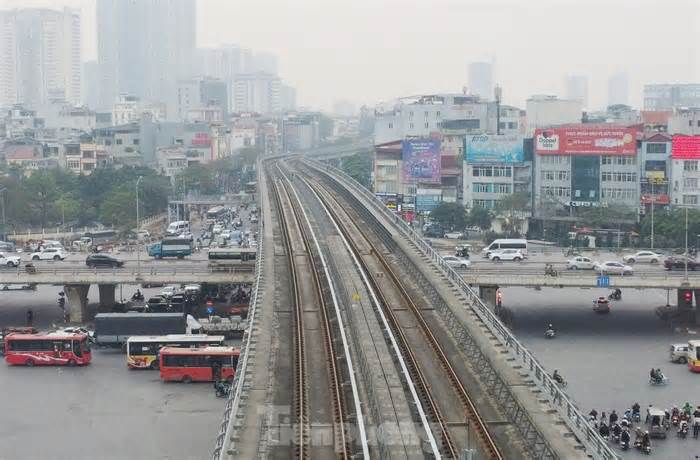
[465,135,524,163]
[402,139,441,182]
[535,126,637,155]
[671,135,700,159]
[415,194,442,212]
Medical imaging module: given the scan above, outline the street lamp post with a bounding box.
[685,206,689,280]
[650,180,655,249]
[0,186,6,240]
[136,176,143,273]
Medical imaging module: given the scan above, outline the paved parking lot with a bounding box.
[0,286,228,460]
[506,285,700,459]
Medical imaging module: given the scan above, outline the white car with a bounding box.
[443,256,471,269]
[0,252,21,267]
[567,256,595,270]
[622,251,661,264]
[594,261,634,276]
[30,247,67,261]
[220,230,232,240]
[159,285,180,299]
[444,231,465,239]
[489,249,524,262]
[212,224,223,234]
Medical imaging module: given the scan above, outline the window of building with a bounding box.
[424,111,429,118]
[133,139,140,145]
[116,139,122,145]
[683,195,698,205]
[409,122,415,129]
[541,170,555,181]
[105,139,112,146]
[495,183,512,194]
[684,161,698,172]
[473,167,493,177]
[541,186,570,197]
[409,111,414,118]
[499,122,506,130]
[425,122,430,129]
[508,122,517,129]
[435,122,441,128]
[407,185,417,195]
[473,183,493,193]
[494,167,512,177]
[646,143,667,154]
[473,199,495,209]
[388,123,393,129]
[684,178,698,189]
[436,111,441,117]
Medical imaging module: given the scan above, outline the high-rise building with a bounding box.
[0,8,81,109]
[281,85,297,112]
[468,62,493,100]
[565,75,589,109]
[177,77,228,120]
[233,72,281,114]
[249,51,279,75]
[644,84,700,111]
[82,61,99,110]
[97,0,196,118]
[607,72,629,107]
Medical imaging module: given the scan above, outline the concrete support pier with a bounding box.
[478,285,499,310]
[98,284,116,312]
[64,284,90,322]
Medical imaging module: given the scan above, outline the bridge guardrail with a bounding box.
[0,265,254,278]
[212,164,265,460]
[309,159,619,460]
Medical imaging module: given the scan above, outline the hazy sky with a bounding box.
[3,0,699,111]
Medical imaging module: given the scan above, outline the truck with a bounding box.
[94,312,187,346]
[195,316,248,338]
[147,238,192,259]
[72,230,118,251]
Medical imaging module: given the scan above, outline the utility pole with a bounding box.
[685,206,689,280]
[136,176,143,273]
[0,186,6,240]
[650,180,655,249]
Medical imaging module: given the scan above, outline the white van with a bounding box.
[482,239,528,258]
[166,220,190,236]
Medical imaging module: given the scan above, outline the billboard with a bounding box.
[535,126,637,155]
[465,135,524,163]
[671,136,700,159]
[415,194,442,212]
[402,139,441,182]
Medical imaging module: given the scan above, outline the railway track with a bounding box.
[269,165,366,458]
[299,172,505,459]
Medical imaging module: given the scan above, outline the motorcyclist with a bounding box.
[620,427,631,448]
[552,370,564,385]
[641,430,651,450]
[609,410,618,425]
[545,323,555,337]
[671,406,680,424]
[693,406,700,438]
[683,402,693,416]
[612,422,622,440]
[679,419,689,437]
[632,402,641,420]
[132,289,144,301]
[598,421,610,439]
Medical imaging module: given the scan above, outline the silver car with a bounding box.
[622,251,661,264]
[567,256,595,270]
[670,343,689,363]
[443,256,471,269]
[594,261,634,276]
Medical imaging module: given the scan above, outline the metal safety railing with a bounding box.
[306,159,619,460]
[212,164,266,460]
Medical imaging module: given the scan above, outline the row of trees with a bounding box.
[0,147,260,232]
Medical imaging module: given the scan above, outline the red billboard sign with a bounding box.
[535,125,637,155]
[671,136,700,159]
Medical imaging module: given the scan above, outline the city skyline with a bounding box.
[1,0,699,111]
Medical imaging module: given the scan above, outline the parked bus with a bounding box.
[208,247,256,269]
[688,340,700,372]
[159,346,240,382]
[4,332,92,366]
[205,206,227,224]
[126,334,225,369]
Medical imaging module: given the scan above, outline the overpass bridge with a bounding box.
[462,265,700,289]
[212,158,618,460]
[0,263,254,323]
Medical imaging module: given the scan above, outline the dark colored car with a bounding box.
[86,254,124,268]
[663,256,699,271]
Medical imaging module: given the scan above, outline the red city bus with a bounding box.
[4,333,92,366]
[159,346,239,383]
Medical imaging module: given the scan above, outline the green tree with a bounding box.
[341,150,372,188]
[24,171,61,226]
[174,164,218,195]
[468,205,493,230]
[495,192,530,236]
[430,202,467,230]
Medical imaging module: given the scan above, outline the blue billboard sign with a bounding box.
[415,194,442,212]
[402,139,441,183]
[465,135,524,163]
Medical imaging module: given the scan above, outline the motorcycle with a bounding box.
[214,380,231,398]
[672,413,680,426]
[620,430,631,451]
[545,329,556,339]
[608,289,622,301]
[649,375,669,386]
[131,292,145,302]
[634,439,651,455]
[544,264,558,277]
[678,422,689,438]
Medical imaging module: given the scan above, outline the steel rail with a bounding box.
[281,168,370,459]
[298,175,448,458]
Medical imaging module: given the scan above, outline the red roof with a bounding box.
[644,133,672,142]
[4,144,38,160]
